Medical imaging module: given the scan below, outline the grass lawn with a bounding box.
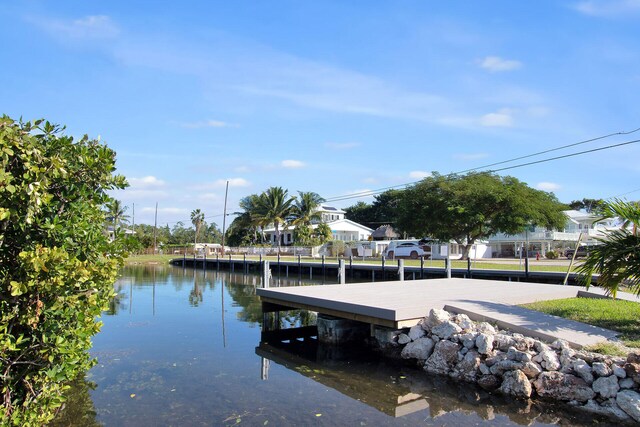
[521,297,640,352]
[124,254,175,264]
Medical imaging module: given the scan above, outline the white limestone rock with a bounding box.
[616,390,640,422]
[424,340,460,375]
[401,337,435,360]
[572,359,594,385]
[431,320,462,340]
[408,324,426,341]
[462,333,478,349]
[582,399,631,423]
[426,309,451,329]
[475,322,496,335]
[538,348,561,371]
[592,362,612,378]
[494,334,517,352]
[613,365,627,379]
[490,359,524,377]
[593,375,620,399]
[533,372,595,402]
[452,350,481,382]
[620,377,635,389]
[397,333,411,345]
[476,333,494,355]
[506,346,532,363]
[521,361,543,379]
[499,369,532,399]
[452,313,475,332]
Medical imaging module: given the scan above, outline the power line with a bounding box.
[324,130,640,203]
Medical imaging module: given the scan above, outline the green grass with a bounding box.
[124,254,175,264]
[521,297,640,351]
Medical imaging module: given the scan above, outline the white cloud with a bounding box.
[409,171,431,179]
[32,15,120,39]
[281,159,305,169]
[177,119,239,129]
[480,109,514,127]
[324,142,361,150]
[537,182,561,192]
[128,175,166,189]
[479,56,522,72]
[198,193,220,201]
[574,0,640,17]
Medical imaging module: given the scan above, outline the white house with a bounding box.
[487,209,613,257]
[262,205,373,245]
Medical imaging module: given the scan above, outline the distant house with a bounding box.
[263,205,373,246]
[487,209,615,257]
[193,243,225,257]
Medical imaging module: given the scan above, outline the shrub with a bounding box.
[545,250,558,259]
[0,117,126,425]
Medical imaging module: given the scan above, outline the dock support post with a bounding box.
[244,254,247,274]
[382,256,386,280]
[277,253,281,278]
[420,256,424,279]
[262,260,270,288]
[322,255,325,282]
[467,257,472,278]
[525,256,530,279]
[349,255,353,279]
[182,250,186,269]
[298,254,301,279]
[398,259,404,281]
[338,259,346,284]
[446,257,452,279]
[216,254,220,271]
[203,253,206,270]
[230,253,234,272]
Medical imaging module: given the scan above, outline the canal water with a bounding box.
[53,264,610,426]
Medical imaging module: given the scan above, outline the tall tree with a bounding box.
[578,199,640,297]
[291,191,325,226]
[568,198,606,214]
[105,199,129,230]
[396,172,567,259]
[190,208,205,246]
[344,189,403,229]
[253,186,294,249]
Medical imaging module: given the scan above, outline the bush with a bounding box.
[0,117,126,425]
[545,250,558,259]
[330,240,346,257]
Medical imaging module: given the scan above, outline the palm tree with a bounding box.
[253,187,294,250]
[191,209,205,248]
[291,191,325,226]
[106,199,129,230]
[578,199,640,297]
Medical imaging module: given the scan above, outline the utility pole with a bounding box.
[221,180,229,256]
[153,202,158,254]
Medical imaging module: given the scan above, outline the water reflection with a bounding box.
[256,339,606,425]
[52,265,614,426]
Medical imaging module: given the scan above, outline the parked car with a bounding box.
[384,241,427,259]
[564,245,592,259]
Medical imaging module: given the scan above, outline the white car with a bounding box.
[384,241,426,259]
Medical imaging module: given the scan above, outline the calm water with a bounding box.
[53,265,609,426]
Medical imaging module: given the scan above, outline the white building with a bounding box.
[487,209,613,257]
[263,205,373,245]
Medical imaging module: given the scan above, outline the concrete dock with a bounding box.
[257,278,638,348]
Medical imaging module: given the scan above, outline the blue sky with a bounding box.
[2,1,640,227]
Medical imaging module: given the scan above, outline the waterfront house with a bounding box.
[262,205,373,246]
